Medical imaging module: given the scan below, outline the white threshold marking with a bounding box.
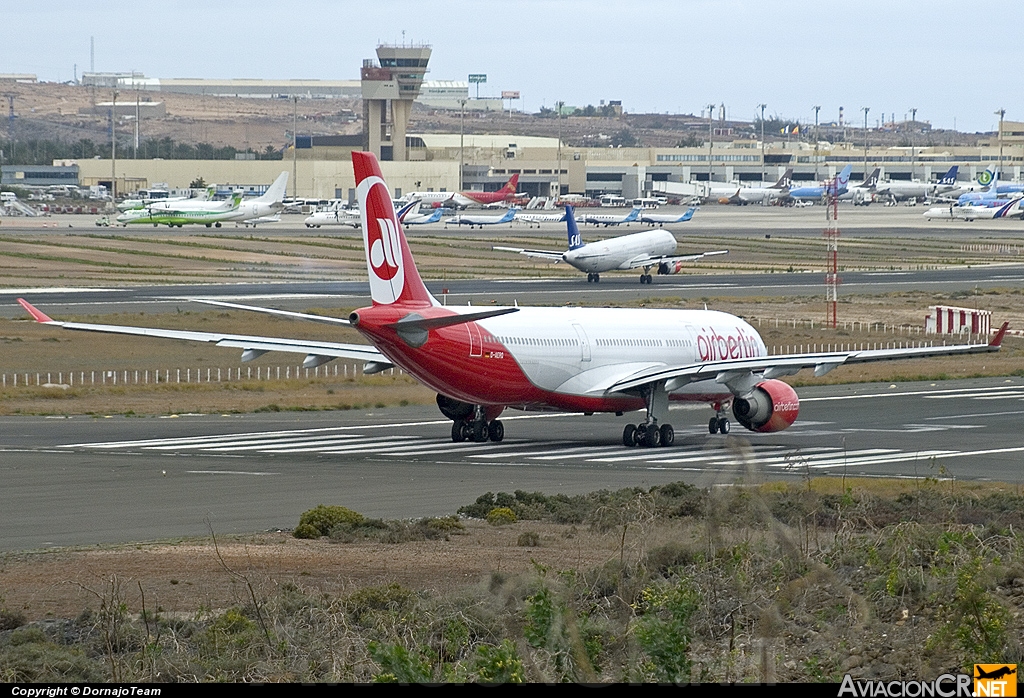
[184,470,279,476]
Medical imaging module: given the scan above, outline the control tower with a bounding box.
[360,44,431,161]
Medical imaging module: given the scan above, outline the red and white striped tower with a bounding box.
[823,174,841,328]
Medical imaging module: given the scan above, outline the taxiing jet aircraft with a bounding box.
[640,206,697,226]
[17,152,1008,449]
[444,208,516,229]
[402,174,521,209]
[788,164,853,201]
[583,205,642,226]
[494,205,725,284]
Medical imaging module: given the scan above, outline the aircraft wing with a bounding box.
[17,299,390,369]
[621,249,728,270]
[492,245,564,262]
[604,323,1008,395]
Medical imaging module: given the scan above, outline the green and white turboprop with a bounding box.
[116,191,244,227]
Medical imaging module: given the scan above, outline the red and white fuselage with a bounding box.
[351,303,765,413]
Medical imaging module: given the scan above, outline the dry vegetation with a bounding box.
[2,477,1023,682]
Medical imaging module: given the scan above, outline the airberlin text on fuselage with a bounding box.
[697,326,760,362]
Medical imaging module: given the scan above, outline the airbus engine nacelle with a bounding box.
[658,260,686,275]
[436,394,505,422]
[436,393,474,421]
[731,379,800,433]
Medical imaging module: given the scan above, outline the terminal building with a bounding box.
[69,134,1024,201]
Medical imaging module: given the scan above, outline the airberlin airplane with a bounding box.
[18,152,1008,448]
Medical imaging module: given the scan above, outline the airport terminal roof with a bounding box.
[408,134,561,149]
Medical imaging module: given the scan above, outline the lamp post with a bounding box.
[861,107,870,182]
[459,99,467,191]
[707,103,716,187]
[292,96,298,200]
[111,90,118,202]
[812,106,821,181]
[909,107,917,182]
[995,108,1006,181]
[556,100,564,198]
[758,103,767,183]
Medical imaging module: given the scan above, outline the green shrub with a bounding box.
[293,523,321,539]
[486,507,517,526]
[517,531,540,547]
[295,504,364,538]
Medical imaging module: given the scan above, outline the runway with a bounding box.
[3,265,1024,319]
[2,377,1022,551]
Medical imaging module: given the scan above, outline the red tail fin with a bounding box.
[503,173,519,193]
[352,152,437,307]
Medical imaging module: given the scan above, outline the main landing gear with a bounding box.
[639,265,654,284]
[621,382,675,448]
[708,401,731,434]
[436,395,504,443]
[451,418,504,443]
[587,273,601,283]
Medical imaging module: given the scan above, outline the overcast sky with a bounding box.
[5,0,1020,133]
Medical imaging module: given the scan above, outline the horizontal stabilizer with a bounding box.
[383,307,520,333]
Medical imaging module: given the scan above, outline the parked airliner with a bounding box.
[17,152,1007,449]
[788,165,853,201]
[494,205,726,283]
[444,208,516,229]
[640,206,697,226]
[402,174,520,209]
[875,166,959,202]
[583,206,642,226]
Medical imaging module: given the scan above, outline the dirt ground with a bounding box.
[0,521,617,622]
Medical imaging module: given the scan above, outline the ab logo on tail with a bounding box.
[358,176,405,304]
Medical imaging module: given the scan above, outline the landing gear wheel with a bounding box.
[461,423,474,441]
[451,421,465,442]
[634,423,648,446]
[488,420,504,442]
[587,273,594,283]
[594,273,600,282]
[644,424,661,447]
[659,423,674,447]
[718,418,730,434]
[709,418,719,434]
[472,421,487,442]
[640,274,653,284]
[622,424,636,447]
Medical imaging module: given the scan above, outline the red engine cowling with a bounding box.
[658,260,685,275]
[731,379,799,433]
